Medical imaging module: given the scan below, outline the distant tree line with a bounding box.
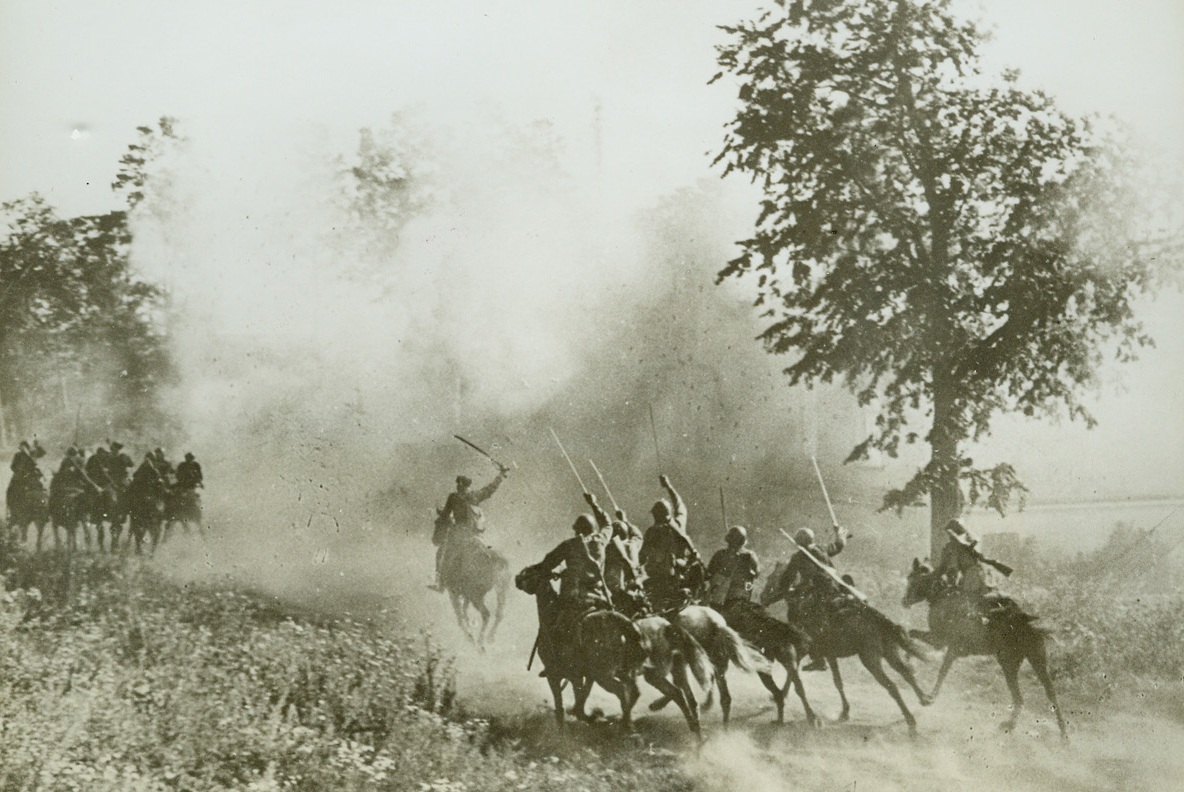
[0,118,181,447]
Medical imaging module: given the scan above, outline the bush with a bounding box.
[0,551,688,792]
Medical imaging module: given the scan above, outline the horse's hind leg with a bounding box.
[860,651,917,736]
[646,662,701,738]
[757,670,786,723]
[471,597,492,650]
[1028,648,1068,738]
[998,651,1025,733]
[829,659,850,722]
[547,674,566,729]
[488,577,508,643]
[448,592,475,644]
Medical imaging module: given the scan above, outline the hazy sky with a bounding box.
[3,0,1181,214]
[1,0,1182,501]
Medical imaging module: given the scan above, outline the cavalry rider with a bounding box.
[639,475,706,613]
[585,492,647,616]
[935,518,1013,622]
[85,444,114,487]
[132,450,166,489]
[781,522,849,670]
[175,452,204,490]
[6,440,46,513]
[527,509,612,676]
[108,441,134,487]
[430,467,509,592]
[706,525,760,615]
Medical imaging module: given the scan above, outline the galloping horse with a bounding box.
[515,565,711,738]
[903,559,1067,738]
[439,531,510,648]
[125,475,167,554]
[48,480,93,552]
[85,483,125,552]
[763,563,932,735]
[6,478,49,549]
[164,486,203,540]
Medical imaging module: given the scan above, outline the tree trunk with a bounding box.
[928,381,962,559]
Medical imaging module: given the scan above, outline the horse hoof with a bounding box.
[648,699,669,712]
[919,694,933,707]
[998,720,1016,734]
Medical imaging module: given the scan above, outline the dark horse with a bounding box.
[903,558,1068,738]
[6,478,49,549]
[763,563,933,735]
[85,483,125,552]
[515,565,710,738]
[438,528,510,648]
[164,486,203,540]
[125,475,167,554]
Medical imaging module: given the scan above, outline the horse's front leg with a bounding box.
[931,649,959,700]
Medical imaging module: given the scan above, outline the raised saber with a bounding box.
[720,486,728,530]
[453,434,512,473]
[811,456,839,529]
[548,428,588,493]
[648,403,663,476]
[588,459,619,514]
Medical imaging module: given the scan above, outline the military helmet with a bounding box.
[110,441,123,451]
[572,513,597,536]
[456,475,472,488]
[184,452,195,461]
[946,518,967,535]
[19,440,30,451]
[651,498,672,520]
[793,527,815,546]
[726,525,747,546]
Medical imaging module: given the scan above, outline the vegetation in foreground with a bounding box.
[1,523,1182,791]
[0,548,688,792]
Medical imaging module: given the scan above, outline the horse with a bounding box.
[48,477,94,553]
[647,603,814,726]
[164,485,203,541]
[439,533,510,648]
[125,475,167,554]
[6,477,49,550]
[763,562,933,736]
[902,558,1068,737]
[85,482,125,552]
[515,565,711,738]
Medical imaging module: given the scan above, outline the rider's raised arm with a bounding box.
[662,476,687,533]
[472,470,507,505]
[584,492,611,530]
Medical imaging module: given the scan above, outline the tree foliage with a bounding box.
[713,0,1177,552]
[0,119,180,445]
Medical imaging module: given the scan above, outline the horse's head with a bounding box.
[514,564,552,596]
[902,557,936,608]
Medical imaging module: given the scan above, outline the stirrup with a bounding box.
[803,657,828,672]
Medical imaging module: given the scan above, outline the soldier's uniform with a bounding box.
[176,454,203,490]
[782,526,849,670]
[432,470,508,589]
[85,447,113,486]
[108,443,134,488]
[640,476,705,613]
[936,519,1014,622]
[7,441,44,513]
[706,526,760,608]
[585,494,647,617]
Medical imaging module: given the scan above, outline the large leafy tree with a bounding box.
[713,0,1178,555]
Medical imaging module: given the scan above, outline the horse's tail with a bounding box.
[717,620,773,675]
[872,608,930,661]
[665,622,714,690]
